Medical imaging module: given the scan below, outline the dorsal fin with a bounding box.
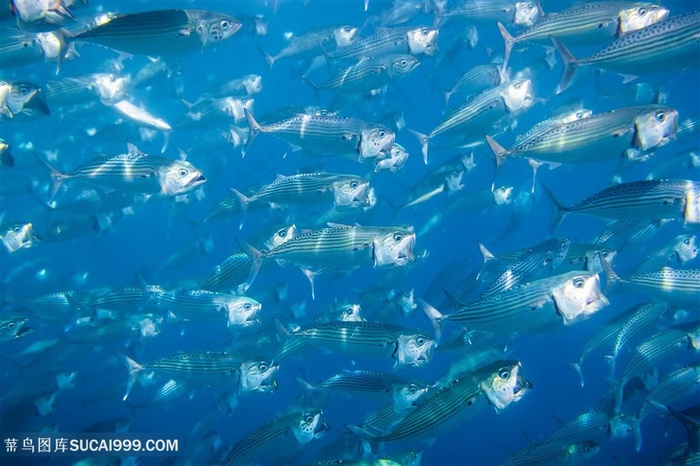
[126,143,147,158]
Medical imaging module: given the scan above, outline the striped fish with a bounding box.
[0,29,73,69]
[222,410,329,466]
[421,271,608,337]
[238,225,416,298]
[243,108,395,161]
[278,320,434,367]
[349,360,531,442]
[498,2,669,71]
[437,0,540,27]
[0,222,39,253]
[569,302,668,387]
[544,411,617,445]
[444,64,502,105]
[66,9,241,56]
[174,96,253,129]
[44,73,128,107]
[329,26,438,61]
[553,11,700,94]
[410,79,535,164]
[261,25,358,69]
[201,252,252,293]
[487,106,678,174]
[310,54,419,96]
[37,143,206,200]
[606,264,700,309]
[634,234,699,273]
[544,180,700,230]
[0,80,49,120]
[502,440,600,466]
[231,172,372,229]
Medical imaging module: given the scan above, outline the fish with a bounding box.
[261,25,359,69]
[238,224,416,298]
[37,143,206,200]
[10,0,79,30]
[65,9,242,56]
[553,11,700,94]
[44,73,130,107]
[501,440,601,466]
[0,316,32,342]
[0,221,39,253]
[443,63,503,106]
[605,264,700,309]
[437,0,541,28]
[329,26,439,61]
[0,80,50,120]
[498,2,670,71]
[634,234,699,273]
[544,180,700,231]
[421,270,608,338]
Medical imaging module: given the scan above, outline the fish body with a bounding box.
[44,73,129,107]
[69,9,242,56]
[0,80,49,120]
[330,26,438,60]
[314,54,419,95]
[608,266,700,309]
[263,25,359,68]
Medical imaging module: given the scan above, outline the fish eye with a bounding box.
[498,368,510,379]
[573,277,585,288]
[393,233,403,242]
[400,59,408,66]
[345,307,354,315]
[350,181,359,188]
[684,238,691,245]
[378,130,386,137]
[7,322,15,329]
[304,413,313,422]
[409,385,417,394]
[344,26,352,32]
[12,226,20,232]
[421,28,429,35]
[243,303,252,310]
[178,168,189,177]
[416,337,425,345]
[220,20,230,30]
[655,111,666,122]
[258,363,268,372]
[278,230,287,238]
[601,251,609,257]
[638,7,647,15]
[19,85,29,95]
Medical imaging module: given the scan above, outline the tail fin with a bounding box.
[407,129,430,165]
[568,362,584,387]
[112,351,142,401]
[229,188,250,230]
[497,22,515,73]
[551,37,579,95]
[600,258,621,294]
[236,239,264,291]
[540,183,568,233]
[476,241,495,280]
[257,44,276,70]
[295,377,316,394]
[484,135,509,190]
[416,298,444,345]
[242,108,262,158]
[34,153,67,202]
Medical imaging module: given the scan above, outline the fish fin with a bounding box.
[442,288,464,309]
[527,159,543,194]
[620,74,638,84]
[301,75,320,103]
[180,99,194,110]
[496,22,515,73]
[627,415,642,452]
[551,37,579,95]
[407,129,429,165]
[256,44,275,70]
[476,241,495,280]
[34,153,67,202]
[229,188,250,230]
[295,377,315,394]
[605,376,625,414]
[484,134,508,190]
[112,351,142,401]
[300,268,318,300]
[236,239,263,291]
[417,298,443,346]
[53,28,73,76]
[346,424,377,440]
[567,362,584,387]
[540,183,568,233]
[603,354,616,377]
[0,103,13,119]
[242,108,261,158]
[600,258,620,294]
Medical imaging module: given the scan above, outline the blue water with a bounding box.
[0,0,698,465]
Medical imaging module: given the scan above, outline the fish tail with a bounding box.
[628,415,642,452]
[300,268,317,300]
[229,188,250,230]
[484,135,508,191]
[236,239,263,291]
[407,129,430,165]
[53,28,75,76]
[567,362,584,387]
[242,108,261,158]
[256,44,275,70]
[540,183,568,233]
[135,273,155,311]
[600,259,620,294]
[416,298,443,346]
[34,153,67,202]
[295,377,315,394]
[112,351,142,401]
[603,354,616,377]
[551,37,579,95]
[605,376,625,414]
[476,241,494,280]
[301,75,321,103]
[497,22,514,73]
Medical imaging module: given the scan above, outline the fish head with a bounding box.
[0,317,28,341]
[242,74,263,96]
[492,186,513,205]
[552,273,609,325]
[226,297,262,327]
[93,73,129,105]
[684,183,700,224]
[138,317,161,338]
[239,359,279,393]
[372,227,416,267]
[333,25,359,47]
[8,82,49,119]
[194,12,242,45]
[36,31,65,59]
[406,27,439,56]
[585,248,617,273]
[388,55,420,78]
[634,107,678,151]
[376,143,409,173]
[609,414,635,438]
[395,333,434,367]
[674,234,698,263]
[688,327,700,350]
[617,4,669,36]
[1,222,37,253]
[158,160,206,196]
[569,441,601,462]
[336,303,364,322]
[359,126,395,159]
[480,361,532,412]
[398,289,417,315]
[547,237,571,269]
[557,108,593,125]
[332,176,371,208]
[501,79,535,114]
[514,2,541,27]
[293,410,330,445]
[264,224,298,251]
[392,382,429,410]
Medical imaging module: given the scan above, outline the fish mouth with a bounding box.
[188,173,207,187]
